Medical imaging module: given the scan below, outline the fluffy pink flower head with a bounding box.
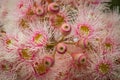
[17,45,37,61]
[74,4,108,49]
[102,37,115,54]
[25,22,49,48]
[0,34,18,52]
[31,31,48,47]
[96,60,112,76]
[88,53,120,80]
[76,23,94,39]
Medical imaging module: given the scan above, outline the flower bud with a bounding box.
[35,7,44,16]
[56,43,67,54]
[71,53,86,64]
[48,2,60,13]
[43,56,54,68]
[60,23,71,36]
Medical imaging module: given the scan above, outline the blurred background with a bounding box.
[110,0,120,12]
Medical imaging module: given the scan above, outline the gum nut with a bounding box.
[35,7,44,16]
[60,23,71,36]
[43,56,54,68]
[56,43,67,54]
[48,2,60,13]
[71,53,86,64]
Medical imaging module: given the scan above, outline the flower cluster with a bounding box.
[0,0,120,80]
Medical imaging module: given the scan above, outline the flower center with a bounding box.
[0,61,12,71]
[34,34,43,44]
[34,63,47,75]
[1,64,10,71]
[56,43,67,54]
[19,19,29,29]
[81,58,86,63]
[104,43,112,50]
[79,25,90,35]
[6,39,12,45]
[45,61,49,65]
[51,14,65,28]
[53,5,59,9]
[98,63,110,74]
[38,9,42,13]
[21,49,32,60]
[36,7,44,16]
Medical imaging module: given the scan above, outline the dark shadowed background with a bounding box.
[110,0,120,12]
